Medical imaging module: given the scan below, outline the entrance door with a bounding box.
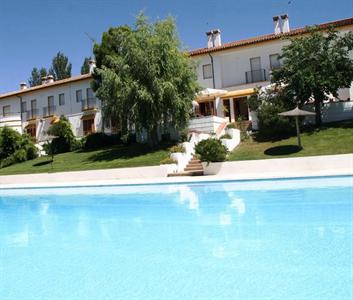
[233,97,249,121]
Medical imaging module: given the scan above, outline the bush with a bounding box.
[0,155,15,168]
[13,149,27,163]
[257,103,295,139]
[0,126,22,159]
[0,127,38,168]
[195,139,228,164]
[247,92,261,111]
[84,132,121,150]
[160,157,177,165]
[47,117,75,154]
[24,143,38,160]
[121,133,136,145]
[169,144,185,153]
[220,133,232,139]
[72,138,85,151]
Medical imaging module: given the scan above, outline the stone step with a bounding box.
[184,166,203,171]
[168,170,204,177]
[188,160,202,165]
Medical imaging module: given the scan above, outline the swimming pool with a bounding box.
[1,176,352,300]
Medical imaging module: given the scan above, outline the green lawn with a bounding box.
[229,120,353,161]
[0,143,170,176]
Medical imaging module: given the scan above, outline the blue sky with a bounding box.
[0,0,352,94]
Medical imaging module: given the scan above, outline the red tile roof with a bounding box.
[189,17,353,57]
[0,74,92,100]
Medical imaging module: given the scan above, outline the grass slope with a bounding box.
[0,143,170,176]
[229,120,353,161]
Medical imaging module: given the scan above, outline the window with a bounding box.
[86,88,94,99]
[2,105,11,117]
[21,101,27,113]
[48,96,54,107]
[83,117,95,136]
[202,64,213,79]
[270,54,281,70]
[59,93,65,106]
[199,101,215,116]
[76,90,82,103]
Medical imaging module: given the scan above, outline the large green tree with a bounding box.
[28,67,48,87]
[49,52,72,80]
[81,57,91,74]
[92,14,199,145]
[272,27,353,126]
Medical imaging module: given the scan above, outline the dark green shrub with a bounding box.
[0,128,37,168]
[195,139,228,163]
[13,149,27,162]
[257,103,295,139]
[47,117,75,154]
[121,133,136,145]
[72,138,85,151]
[247,92,261,111]
[0,126,22,159]
[0,155,15,168]
[84,133,121,149]
[50,137,71,154]
[24,143,38,160]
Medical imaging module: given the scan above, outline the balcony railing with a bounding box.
[1,112,20,118]
[43,105,56,117]
[26,109,39,120]
[245,69,267,84]
[82,97,97,111]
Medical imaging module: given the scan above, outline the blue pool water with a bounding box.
[0,176,352,300]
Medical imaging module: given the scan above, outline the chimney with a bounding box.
[273,16,281,35]
[41,76,47,85]
[281,14,290,33]
[46,75,54,83]
[19,82,27,90]
[206,29,222,48]
[88,59,96,74]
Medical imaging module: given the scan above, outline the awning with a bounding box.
[50,116,60,124]
[221,88,256,99]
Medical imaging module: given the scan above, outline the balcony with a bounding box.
[43,106,56,117]
[26,109,39,120]
[245,69,267,84]
[81,97,97,111]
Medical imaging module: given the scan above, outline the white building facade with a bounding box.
[1,16,353,140]
[189,16,353,131]
[0,73,108,141]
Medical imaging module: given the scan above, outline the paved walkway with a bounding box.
[0,154,352,189]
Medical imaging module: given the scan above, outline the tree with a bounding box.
[49,52,72,80]
[81,57,91,74]
[272,27,353,126]
[92,13,199,146]
[47,117,75,153]
[28,67,48,87]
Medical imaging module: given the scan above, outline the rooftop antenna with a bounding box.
[84,32,96,44]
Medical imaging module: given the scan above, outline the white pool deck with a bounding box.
[0,154,352,189]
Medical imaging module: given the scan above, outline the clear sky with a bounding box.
[0,0,352,94]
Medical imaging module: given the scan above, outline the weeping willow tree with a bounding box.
[91,13,199,146]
